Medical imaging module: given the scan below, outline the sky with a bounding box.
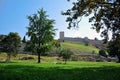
[0,0,103,40]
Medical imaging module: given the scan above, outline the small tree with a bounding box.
[0,32,21,61]
[22,36,26,43]
[59,48,73,64]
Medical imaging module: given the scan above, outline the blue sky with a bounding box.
[0,0,103,40]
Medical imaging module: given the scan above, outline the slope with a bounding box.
[61,42,99,55]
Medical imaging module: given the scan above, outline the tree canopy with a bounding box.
[0,32,21,61]
[63,0,120,42]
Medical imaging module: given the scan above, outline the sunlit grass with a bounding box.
[61,42,99,54]
[0,61,120,80]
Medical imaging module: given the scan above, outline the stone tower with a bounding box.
[59,31,64,41]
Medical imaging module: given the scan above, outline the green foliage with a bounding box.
[52,40,61,48]
[59,48,73,64]
[24,41,37,54]
[0,32,21,61]
[26,8,56,63]
[99,49,107,58]
[22,36,26,43]
[107,34,120,62]
[84,40,89,46]
[26,8,56,45]
[0,35,7,52]
[24,41,54,55]
[39,43,54,56]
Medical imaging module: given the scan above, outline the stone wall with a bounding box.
[59,31,104,49]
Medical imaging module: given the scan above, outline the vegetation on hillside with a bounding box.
[61,42,99,55]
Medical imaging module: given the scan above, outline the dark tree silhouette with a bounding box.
[63,0,120,42]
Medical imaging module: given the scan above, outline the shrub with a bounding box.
[99,49,107,57]
[58,48,73,64]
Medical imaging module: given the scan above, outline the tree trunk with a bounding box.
[38,52,41,63]
[64,59,67,64]
[6,53,11,62]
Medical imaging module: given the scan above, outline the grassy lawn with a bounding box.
[0,47,119,80]
[0,60,120,80]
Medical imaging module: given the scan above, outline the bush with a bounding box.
[99,49,107,57]
[58,48,73,64]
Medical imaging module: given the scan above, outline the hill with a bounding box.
[61,41,99,55]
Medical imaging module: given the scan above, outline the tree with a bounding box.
[107,34,120,62]
[26,9,56,63]
[0,32,21,61]
[22,36,26,43]
[94,37,98,41]
[59,48,73,64]
[63,0,120,42]
[0,34,7,53]
[99,49,107,58]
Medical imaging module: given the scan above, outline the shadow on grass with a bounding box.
[0,63,120,80]
[0,61,19,63]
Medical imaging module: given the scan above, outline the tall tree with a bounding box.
[26,9,56,63]
[0,32,21,61]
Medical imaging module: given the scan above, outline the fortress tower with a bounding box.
[59,31,64,42]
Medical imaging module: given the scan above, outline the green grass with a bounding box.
[61,42,99,55]
[0,41,118,80]
[0,61,120,80]
[0,53,120,80]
